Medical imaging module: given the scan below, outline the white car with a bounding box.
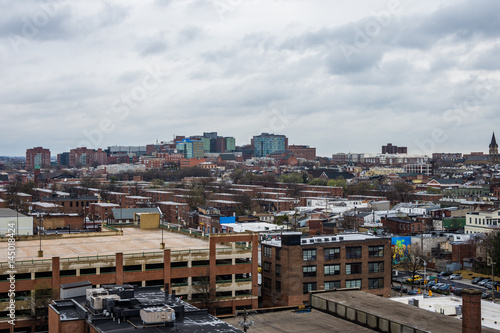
[450,273,462,280]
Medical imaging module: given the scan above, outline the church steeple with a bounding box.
[490,132,497,150]
[490,132,498,164]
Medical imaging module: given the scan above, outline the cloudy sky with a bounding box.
[1,0,500,157]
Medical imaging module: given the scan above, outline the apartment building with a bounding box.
[0,229,258,331]
[465,207,500,234]
[260,232,391,308]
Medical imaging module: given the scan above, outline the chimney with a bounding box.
[462,288,482,333]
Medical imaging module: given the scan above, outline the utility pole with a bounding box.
[492,262,496,302]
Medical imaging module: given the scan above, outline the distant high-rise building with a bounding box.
[69,147,108,167]
[381,143,407,154]
[253,133,288,157]
[26,147,51,170]
[225,137,235,152]
[176,139,204,159]
[57,152,70,166]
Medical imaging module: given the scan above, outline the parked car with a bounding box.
[407,289,419,295]
[438,271,452,278]
[392,285,402,291]
[478,279,492,286]
[481,292,492,299]
[450,273,462,280]
[432,283,445,292]
[426,281,437,289]
[406,275,423,284]
[453,288,463,296]
[438,284,451,293]
[472,277,486,284]
[401,286,408,293]
[485,282,493,290]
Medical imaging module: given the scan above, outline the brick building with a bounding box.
[381,216,425,235]
[260,232,391,307]
[69,147,108,167]
[382,143,407,154]
[43,195,98,215]
[25,147,51,170]
[0,231,258,331]
[287,145,316,160]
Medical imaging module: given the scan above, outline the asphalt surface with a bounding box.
[392,270,500,299]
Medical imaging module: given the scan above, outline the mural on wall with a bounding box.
[392,236,411,265]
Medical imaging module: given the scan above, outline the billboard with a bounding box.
[391,236,411,265]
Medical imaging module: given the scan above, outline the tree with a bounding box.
[192,276,220,315]
[398,254,423,281]
[486,231,500,276]
[280,173,304,184]
[30,280,52,331]
[327,177,347,191]
[186,187,210,210]
[80,176,100,195]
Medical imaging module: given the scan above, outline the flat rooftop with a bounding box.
[0,208,29,218]
[314,290,500,333]
[223,308,376,332]
[390,295,500,331]
[0,228,213,261]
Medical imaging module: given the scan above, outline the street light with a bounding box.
[37,212,44,257]
[416,257,427,294]
[160,213,165,249]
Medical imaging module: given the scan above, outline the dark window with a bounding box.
[276,248,281,260]
[346,247,362,259]
[263,277,271,289]
[368,262,384,273]
[303,265,317,277]
[276,281,281,293]
[303,282,317,294]
[368,278,384,289]
[325,281,341,290]
[303,249,316,261]
[263,262,271,273]
[263,246,272,258]
[346,263,362,275]
[368,245,384,257]
[324,247,340,260]
[276,264,281,277]
[324,264,341,276]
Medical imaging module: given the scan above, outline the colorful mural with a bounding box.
[391,236,411,265]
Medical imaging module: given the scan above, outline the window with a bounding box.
[368,278,384,290]
[276,264,281,277]
[368,262,384,273]
[346,247,362,259]
[346,263,362,275]
[345,279,361,288]
[263,277,272,289]
[303,249,316,261]
[263,262,271,273]
[324,264,341,276]
[276,281,281,293]
[263,246,272,258]
[324,247,340,260]
[369,245,384,257]
[303,265,317,277]
[303,282,317,294]
[276,248,281,260]
[325,281,341,290]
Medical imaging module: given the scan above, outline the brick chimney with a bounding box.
[462,288,482,333]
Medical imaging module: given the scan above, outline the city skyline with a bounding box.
[1,0,500,157]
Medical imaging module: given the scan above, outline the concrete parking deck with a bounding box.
[0,228,212,261]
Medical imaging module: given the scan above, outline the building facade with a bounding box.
[26,147,51,170]
[260,232,391,307]
[465,208,500,234]
[287,145,316,160]
[253,133,287,157]
[176,139,204,159]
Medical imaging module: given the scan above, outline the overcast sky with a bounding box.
[1,0,500,157]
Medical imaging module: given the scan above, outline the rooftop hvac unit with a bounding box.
[91,294,121,311]
[87,288,109,302]
[140,306,176,324]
